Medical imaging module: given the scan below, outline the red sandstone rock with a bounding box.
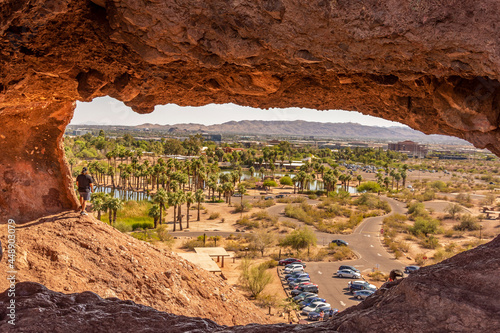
[2,232,499,332]
[1,0,500,221]
[0,213,270,326]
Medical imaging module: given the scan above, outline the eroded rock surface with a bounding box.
[1,0,500,220]
[0,214,270,326]
[1,233,499,332]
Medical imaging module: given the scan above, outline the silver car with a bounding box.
[336,269,361,279]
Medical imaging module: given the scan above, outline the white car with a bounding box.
[284,264,304,274]
[336,269,361,279]
[302,302,331,315]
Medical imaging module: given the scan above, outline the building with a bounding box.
[388,140,427,158]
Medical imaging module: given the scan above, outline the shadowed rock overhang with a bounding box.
[1,0,499,220]
[1,1,500,331]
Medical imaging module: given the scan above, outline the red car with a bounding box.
[279,258,302,266]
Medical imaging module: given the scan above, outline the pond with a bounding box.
[94,186,151,201]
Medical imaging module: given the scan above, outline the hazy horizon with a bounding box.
[71,96,407,128]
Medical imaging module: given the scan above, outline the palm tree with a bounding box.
[90,192,109,221]
[400,170,407,188]
[152,188,169,227]
[194,189,205,221]
[356,174,363,186]
[148,204,161,228]
[107,197,123,225]
[185,191,195,229]
[168,192,178,231]
[394,172,401,191]
[176,190,186,231]
[249,166,255,178]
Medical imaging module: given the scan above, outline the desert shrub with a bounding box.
[131,229,160,242]
[224,240,245,252]
[308,194,318,200]
[407,202,429,220]
[430,181,448,192]
[260,259,278,269]
[131,222,154,230]
[453,214,480,231]
[233,202,252,213]
[156,225,174,242]
[280,220,298,229]
[115,222,132,233]
[237,216,260,229]
[367,271,389,281]
[329,245,356,261]
[421,235,440,249]
[252,199,276,208]
[182,238,205,250]
[208,212,220,220]
[409,217,440,237]
[414,253,427,266]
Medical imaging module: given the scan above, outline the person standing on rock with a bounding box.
[76,166,93,216]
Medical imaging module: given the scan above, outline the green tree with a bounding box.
[152,188,169,228]
[251,229,275,257]
[194,189,205,221]
[107,197,123,225]
[185,191,195,229]
[280,226,317,254]
[90,192,109,221]
[445,203,464,220]
[279,176,293,186]
[148,204,162,228]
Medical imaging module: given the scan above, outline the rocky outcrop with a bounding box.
[0,213,270,326]
[2,233,499,332]
[1,0,500,221]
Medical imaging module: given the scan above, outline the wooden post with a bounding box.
[222,255,224,268]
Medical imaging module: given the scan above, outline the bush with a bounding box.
[421,235,440,249]
[260,259,278,269]
[237,216,260,229]
[131,230,160,242]
[252,199,276,208]
[407,202,429,220]
[115,222,132,233]
[409,217,440,237]
[453,214,480,231]
[156,225,174,242]
[208,212,220,220]
[233,202,252,213]
[367,271,389,281]
[131,222,154,230]
[182,238,205,250]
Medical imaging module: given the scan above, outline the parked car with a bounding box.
[275,194,285,198]
[279,258,301,266]
[338,265,360,273]
[336,269,361,279]
[284,265,304,274]
[302,302,331,315]
[292,282,317,290]
[291,284,318,295]
[308,308,338,321]
[331,239,349,246]
[285,262,306,269]
[404,265,420,274]
[300,296,325,308]
[348,280,377,294]
[264,196,273,200]
[293,292,317,302]
[286,273,309,282]
[288,277,311,287]
[233,193,242,197]
[353,289,375,300]
[285,271,309,280]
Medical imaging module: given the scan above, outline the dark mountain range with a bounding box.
[135,120,469,144]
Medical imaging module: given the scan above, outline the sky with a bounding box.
[70,96,406,127]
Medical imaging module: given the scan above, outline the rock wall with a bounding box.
[2,233,499,332]
[0,213,270,326]
[1,0,500,221]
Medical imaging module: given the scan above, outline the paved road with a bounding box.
[172,195,408,312]
[276,197,408,310]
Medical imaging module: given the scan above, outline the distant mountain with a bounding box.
[135,120,469,144]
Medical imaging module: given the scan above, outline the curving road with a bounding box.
[172,196,408,311]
